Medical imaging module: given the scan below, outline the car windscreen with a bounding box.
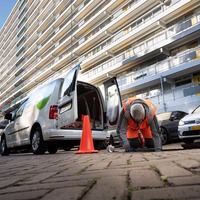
[193,105,200,114]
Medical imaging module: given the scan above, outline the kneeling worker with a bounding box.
[116,97,162,152]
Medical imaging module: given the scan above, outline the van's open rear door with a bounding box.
[58,65,80,128]
[103,77,122,128]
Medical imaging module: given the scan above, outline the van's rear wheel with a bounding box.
[94,141,107,150]
[63,146,72,151]
[48,146,58,154]
[109,135,114,146]
[1,136,10,156]
[31,127,46,154]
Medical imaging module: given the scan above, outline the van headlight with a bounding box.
[179,120,184,126]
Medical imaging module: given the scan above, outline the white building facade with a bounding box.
[0,0,200,115]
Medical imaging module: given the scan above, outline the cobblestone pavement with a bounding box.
[0,143,200,200]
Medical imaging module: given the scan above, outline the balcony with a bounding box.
[80,11,200,84]
[118,46,200,95]
[150,84,200,114]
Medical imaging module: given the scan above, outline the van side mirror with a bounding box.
[4,113,12,121]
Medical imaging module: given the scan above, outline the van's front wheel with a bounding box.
[1,136,10,156]
[31,127,46,154]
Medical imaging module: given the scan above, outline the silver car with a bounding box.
[178,105,200,144]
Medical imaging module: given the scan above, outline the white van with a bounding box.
[1,65,122,155]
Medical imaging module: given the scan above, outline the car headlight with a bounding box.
[179,119,184,126]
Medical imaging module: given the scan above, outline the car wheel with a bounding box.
[103,138,110,148]
[183,138,194,144]
[109,135,114,146]
[1,136,10,156]
[94,141,106,150]
[161,127,168,145]
[63,147,72,151]
[31,127,46,154]
[48,147,58,154]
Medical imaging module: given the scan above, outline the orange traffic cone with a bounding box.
[75,115,99,154]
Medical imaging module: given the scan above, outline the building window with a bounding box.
[175,75,191,87]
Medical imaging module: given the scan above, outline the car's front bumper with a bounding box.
[178,124,200,139]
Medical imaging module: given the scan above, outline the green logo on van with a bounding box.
[36,95,51,110]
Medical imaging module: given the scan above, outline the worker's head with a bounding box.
[130,103,145,124]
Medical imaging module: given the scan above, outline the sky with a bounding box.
[0,0,17,30]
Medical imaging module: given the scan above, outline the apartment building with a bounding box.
[0,0,200,116]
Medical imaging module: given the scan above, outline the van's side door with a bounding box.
[103,77,122,129]
[58,65,80,128]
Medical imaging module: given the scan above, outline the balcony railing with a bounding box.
[81,11,200,80]
[146,82,200,114]
[117,46,200,88]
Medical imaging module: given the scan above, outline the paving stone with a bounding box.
[131,185,200,200]
[82,176,127,200]
[42,175,95,184]
[168,175,200,186]
[175,159,200,169]
[0,180,89,194]
[83,168,128,177]
[129,169,164,188]
[0,190,49,200]
[52,165,91,177]
[19,172,58,184]
[0,177,23,189]
[155,163,193,177]
[40,187,85,200]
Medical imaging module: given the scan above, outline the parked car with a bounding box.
[178,105,200,144]
[1,65,122,156]
[157,111,188,145]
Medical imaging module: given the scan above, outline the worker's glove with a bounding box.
[124,144,135,152]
